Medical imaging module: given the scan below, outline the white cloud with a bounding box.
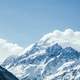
[0,29,80,63]
[0,38,24,63]
[39,29,80,51]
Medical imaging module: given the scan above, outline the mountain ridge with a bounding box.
[2,29,80,80]
[2,43,80,80]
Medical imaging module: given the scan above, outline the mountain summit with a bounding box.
[2,29,80,80]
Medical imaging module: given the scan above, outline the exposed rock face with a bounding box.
[0,66,18,80]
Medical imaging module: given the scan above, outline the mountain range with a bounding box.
[2,30,80,80]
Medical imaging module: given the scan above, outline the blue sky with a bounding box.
[0,0,80,47]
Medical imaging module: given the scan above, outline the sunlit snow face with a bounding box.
[39,29,80,51]
[9,65,25,78]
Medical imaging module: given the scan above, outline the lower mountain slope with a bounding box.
[0,66,18,80]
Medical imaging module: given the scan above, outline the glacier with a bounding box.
[2,29,80,80]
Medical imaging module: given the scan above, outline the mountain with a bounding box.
[2,31,80,80]
[0,66,18,80]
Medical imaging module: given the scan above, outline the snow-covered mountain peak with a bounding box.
[2,29,80,80]
[38,29,80,51]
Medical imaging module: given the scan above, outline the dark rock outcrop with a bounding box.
[0,66,18,80]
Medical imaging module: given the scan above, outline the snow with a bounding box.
[39,29,80,51]
[57,61,75,71]
[19,43,35,55]
[2,29,80,80]
[9,65,25,78]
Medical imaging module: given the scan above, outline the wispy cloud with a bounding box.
[0,38,24,63]
[40,29,80,51]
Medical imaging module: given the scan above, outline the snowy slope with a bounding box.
[2,29,80,80]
